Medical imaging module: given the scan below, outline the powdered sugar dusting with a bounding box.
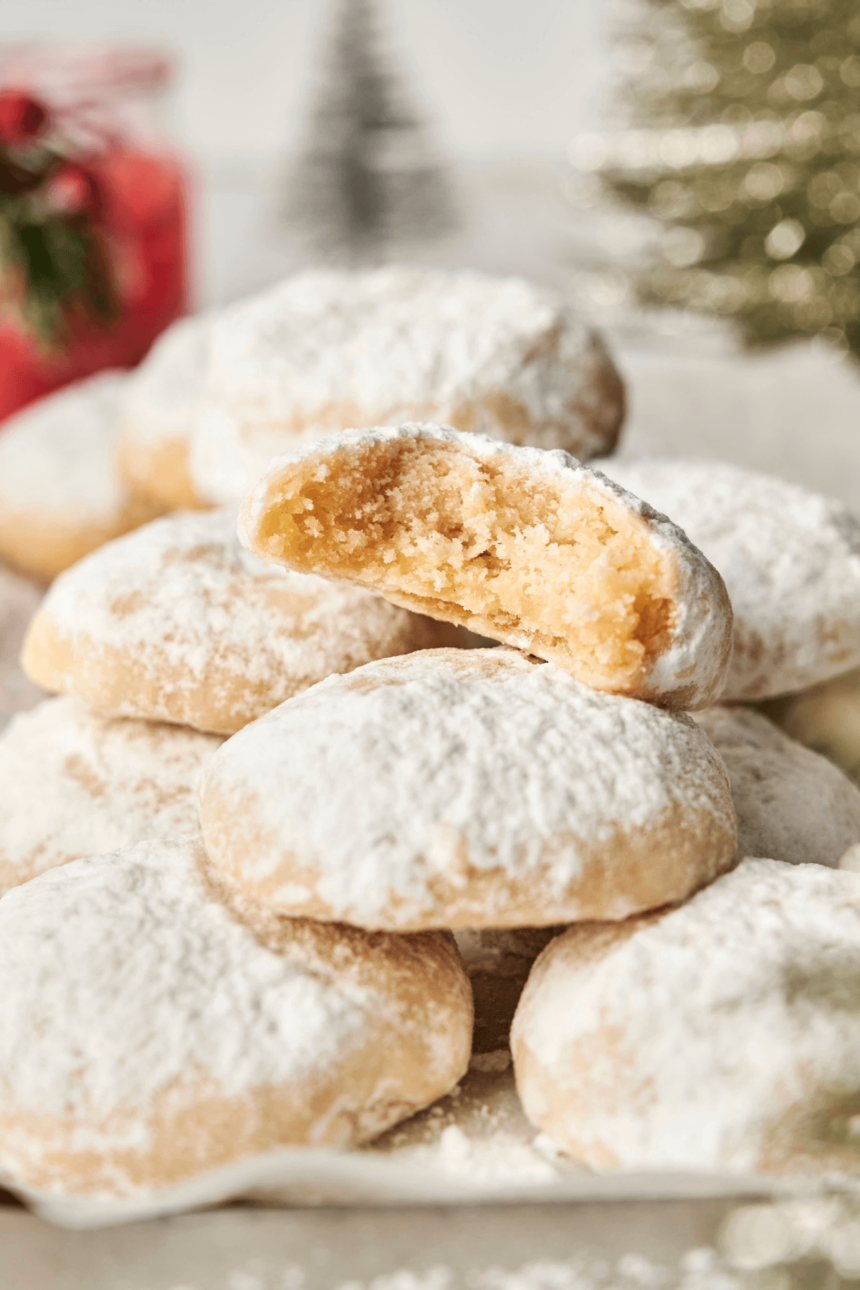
[0,836,471,1194]
[694,706,860,868]
[603,457,860,700]
[369,1062,564,1187]
[200,648,736,928]
[121,313,210,449]
[513,859,860,1173]
[190,267,623,504]
[0,838,372,1125]
[329,1248,738,1290]
[0,696,222,893]
[0,371,129,520]
[0,564,43,722]
[31,509,454,732]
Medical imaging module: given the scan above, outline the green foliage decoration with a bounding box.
[0,98,119,351]
[583,0,860,357]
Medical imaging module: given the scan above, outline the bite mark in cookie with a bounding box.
[241,424,732,709]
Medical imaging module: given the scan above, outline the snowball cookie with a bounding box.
[0,563,43,723]
[840,843,860,872]
[189,266,625,505]
[603,457,860,702]
[21,509,457,736]
[0,836,472,1198]
[118,314,212,511]
[763,668,860,785]
[0,697,223,895]
[199,648,738,931]
[0,371,162,583]
[512,859,860,1174]
[240,424,733,709]
[693,707,860,868]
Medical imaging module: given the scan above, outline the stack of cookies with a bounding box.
[3,264,860,1207]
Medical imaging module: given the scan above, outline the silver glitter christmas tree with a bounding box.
[573,0,860,359]
[286,0,456,264]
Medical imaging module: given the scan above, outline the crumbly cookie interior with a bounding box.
[257,440,675,689]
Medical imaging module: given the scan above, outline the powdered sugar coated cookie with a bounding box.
[119,314,212,510]
[603,457,860,701]
[513,859,860,1174]
[0,371,161,583]
[0,563,43,725]
[199,648,737,931]
[763,667,860,785]
[190,267,625,504]
[0,836,472,1198]
[693,706,860,868]
[0,697,222,894]
[22,509,458,735]
[240,424,732,709]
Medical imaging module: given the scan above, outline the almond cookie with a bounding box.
[199,648,737,931]
[604,457,860,702]
[118,314,211,511]
[512,859,860,1174]
[189,266,625,505]
[693,707,860,868]
[0,697,223,895]
[0,836,472,1199]
[0,564,43,724]
[240,424,732,709]
[0,371,162,583]
[22,509,458,735]
[763,668,860,785]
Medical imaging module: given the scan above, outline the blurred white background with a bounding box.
[0,0,611,164]
[0,0,614,306]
